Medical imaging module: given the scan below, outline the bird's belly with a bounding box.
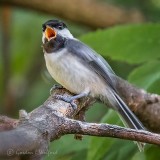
[44,52,106,96]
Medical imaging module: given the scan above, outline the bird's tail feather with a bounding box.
[110,90,145,151]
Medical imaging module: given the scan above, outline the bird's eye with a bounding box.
[58,25,63,30]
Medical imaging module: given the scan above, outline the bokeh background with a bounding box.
[1,0,160,160]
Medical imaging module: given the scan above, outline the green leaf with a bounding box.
[71,149,87,160]
[103,140,137,160]
[148,78,160,94]
[80,24,160,64]
[128,61,160,90]
[87,110,139,160]
[131,152,146,160]
[87,136,115,160]
[87,110,120,160]
[101,111,138,160]
[145,145,160,160]
[47,135,89,160]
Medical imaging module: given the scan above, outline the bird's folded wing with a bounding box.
[66,39,116,91]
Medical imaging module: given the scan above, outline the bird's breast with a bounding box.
[44,49,106,96]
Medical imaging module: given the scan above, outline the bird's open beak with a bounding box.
[45,26,57,41]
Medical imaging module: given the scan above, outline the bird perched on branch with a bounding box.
[42,19,145,151]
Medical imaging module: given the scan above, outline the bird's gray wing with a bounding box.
[66,39,145,143]
[66,39,116,90]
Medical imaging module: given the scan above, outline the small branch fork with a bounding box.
[0,77,160,159]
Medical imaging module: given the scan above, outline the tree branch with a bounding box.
[0,0,145,28]
[63,118,160,145]
[115,77,160,132]
[0,116,18,131]
[0,125,48,159]
[0,76,160,159]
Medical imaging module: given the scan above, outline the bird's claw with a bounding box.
[55,95,77,109]
[50,84,64,95]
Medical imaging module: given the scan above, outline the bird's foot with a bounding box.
[54,92,88,109]
[50,84,64,95]
[55,95,77,109]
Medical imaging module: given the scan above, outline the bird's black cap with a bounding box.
[42,19,67,32]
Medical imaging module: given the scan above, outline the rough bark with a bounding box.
[115,77,160,133]
[0,0,145,28]
[0,116,18,131]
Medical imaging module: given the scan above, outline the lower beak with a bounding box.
[45,26,57,41]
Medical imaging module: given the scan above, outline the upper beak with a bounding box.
[45,26,57,41]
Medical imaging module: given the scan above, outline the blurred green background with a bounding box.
[0,0,160,160]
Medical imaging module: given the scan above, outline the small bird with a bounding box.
[42,19,145,150]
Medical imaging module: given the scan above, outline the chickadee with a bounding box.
[42,19,145,150]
